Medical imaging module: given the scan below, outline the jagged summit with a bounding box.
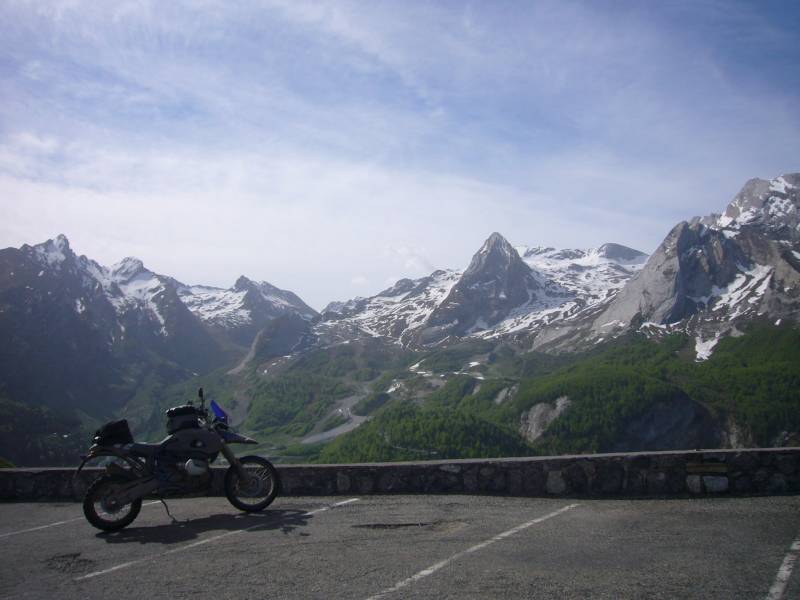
[52,233,70,249]
[234,275,254,291]
[5,235,318,350]
[569,171,800,359]
[478,231,515,254]
[318,231,648,347]
[24,233,74,267]
[466,232,530,274]
[464,232,525,278]
[716,173,799,234]
[111,257,146,281]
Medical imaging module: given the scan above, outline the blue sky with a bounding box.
[1,0,799,309]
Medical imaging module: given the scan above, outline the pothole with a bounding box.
[45,553,94,574]
[352,520,468,533]
[353,522,430,530]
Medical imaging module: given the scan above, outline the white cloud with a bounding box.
[1,0,798,309]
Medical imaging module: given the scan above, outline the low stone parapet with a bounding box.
[1,448,798,502]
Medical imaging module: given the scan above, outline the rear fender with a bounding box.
[74,446,147,479]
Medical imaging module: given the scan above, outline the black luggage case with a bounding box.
[93,419,134,446]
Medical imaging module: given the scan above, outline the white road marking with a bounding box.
[304,497,359,516]
[75,498,360,581]
[766,538,800,600]
[364,503,580,600]
[0,502,161,540]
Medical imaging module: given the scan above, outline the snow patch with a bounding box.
[770,176,793,194]
[695,334,721,361]
[179,286,251,327]
[711,264,772,317]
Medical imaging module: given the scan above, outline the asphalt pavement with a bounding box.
[1,494,799,599]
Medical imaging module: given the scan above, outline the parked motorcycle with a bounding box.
[76,388,279,531]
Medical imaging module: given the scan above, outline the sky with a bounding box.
[1,1,799,310]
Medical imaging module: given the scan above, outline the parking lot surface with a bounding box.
[1,494,799,599]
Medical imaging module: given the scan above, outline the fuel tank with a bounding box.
[161,427,223,461]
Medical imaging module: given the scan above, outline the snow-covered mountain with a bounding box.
[518,243,647,302]
[0,235,317,413]
[319,232,647,347]
[532,172,800,358]
[419,233,572,344]
[7,235,317,345]
[179,275,317,346]
[3,171,797,420]
[320,269,462,346]
[13,235,199,343]
[474,242,648,341]
[318,174,799,356]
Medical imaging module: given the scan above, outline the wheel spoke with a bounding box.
[232,460,276,507]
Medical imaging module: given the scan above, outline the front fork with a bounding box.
[219,441,249,479]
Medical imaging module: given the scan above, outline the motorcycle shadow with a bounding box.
[98,509,311,545]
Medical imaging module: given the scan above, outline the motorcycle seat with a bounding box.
[130,442,163,457]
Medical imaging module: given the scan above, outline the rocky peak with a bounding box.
[597,243,647,262]
[26,233,74,267]
[457,233,538,302]
[718,173,799,234]
[110,257,147,282]
[234,275,255,292]
[465,232,522,277]
[53,233,70,251]
[420,232,546,341]
[586,172,800,352]
[232,275,318,321]
[375,278,417,298]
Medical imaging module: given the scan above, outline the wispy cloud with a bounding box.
[1,0,798,308]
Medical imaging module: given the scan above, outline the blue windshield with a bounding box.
[210,399,229,423]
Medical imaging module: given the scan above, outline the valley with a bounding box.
[1,173,798,467]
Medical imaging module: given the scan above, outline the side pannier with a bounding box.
[93,419,134,446]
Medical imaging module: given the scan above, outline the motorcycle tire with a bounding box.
[83,474,143,532]
[225,455,279,512]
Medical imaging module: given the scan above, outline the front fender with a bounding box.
[220,430,259,445]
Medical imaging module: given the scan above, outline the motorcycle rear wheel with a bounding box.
[83,474,143,532]
[225,456,279,512]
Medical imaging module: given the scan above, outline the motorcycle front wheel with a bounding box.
[225,455,279,512]
[83,474,142,531]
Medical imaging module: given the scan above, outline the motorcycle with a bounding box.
[75,388,279,531]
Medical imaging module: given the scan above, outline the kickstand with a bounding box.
[159,497,179,524]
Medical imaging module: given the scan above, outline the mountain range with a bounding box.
[0,236,315,415]
[1,172,798,465]
[319,173,799,359]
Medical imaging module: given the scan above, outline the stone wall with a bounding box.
[1,448,798,502]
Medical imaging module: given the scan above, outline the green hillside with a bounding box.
[8,322,797,467]
[311,323,800,463]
